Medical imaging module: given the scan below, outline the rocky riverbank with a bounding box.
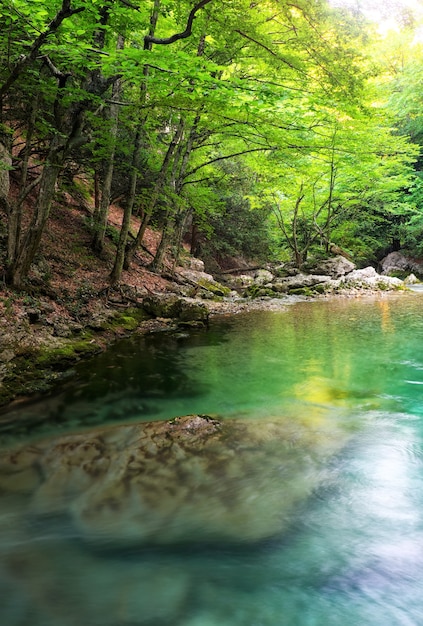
[0,252,417,409]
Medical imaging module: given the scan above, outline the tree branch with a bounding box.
[144,0,213,46]
[184,146,277,178]
[0,1,84,98]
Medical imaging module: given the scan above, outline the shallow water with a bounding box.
[2,293,423,625]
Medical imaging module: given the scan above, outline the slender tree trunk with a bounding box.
[124,120,184,270]
[190,219,200,256]
[172,208,191,271]
[116,0,160,273]
[6,135,65,287]
[109,128,142,284]
[91,35,124,254]
[150,218,173,273]
[0,134,12,216]
[6,96,39,265]
[93,170,100,215]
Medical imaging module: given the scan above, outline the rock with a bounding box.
[178,300,209,324]
[0,349,15,364]
[404,273,419,285]
[142,294,182,318]
[0,414,350,548]
[313,255,356,278]
[380,251,423,277]
[189,257,205,272]
[180,256,205,272]
[229,274,255,288]
[244,271,333,299]
[286,273,332,288]
[0,533,191,626]
[142,294,209,324]
[340,267,403,291]
[178,269,231,297]
[254,269,274,285]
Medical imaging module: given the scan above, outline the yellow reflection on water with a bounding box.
[377,299,395,333]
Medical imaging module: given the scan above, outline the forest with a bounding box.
[1,0,423,289]
[4,5,423,624]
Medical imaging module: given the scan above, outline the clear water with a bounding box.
[2,293,423,625]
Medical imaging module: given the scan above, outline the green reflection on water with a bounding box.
[4,293,423,443]
[1,293,423,625]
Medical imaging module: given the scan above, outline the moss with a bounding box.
[288,287,313,296]
[312,283,328,294]
[37,340,101,366]
[244,284,276,298]
[197,278,231,297]
[104,307,150,331]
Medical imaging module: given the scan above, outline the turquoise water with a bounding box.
[2,293,423,625]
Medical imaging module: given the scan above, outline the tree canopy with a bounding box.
[0,0,422,286]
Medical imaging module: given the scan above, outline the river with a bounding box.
[1,293,423,625]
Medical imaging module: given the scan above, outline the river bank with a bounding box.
[2,191,419,409]
[0,261,411,410]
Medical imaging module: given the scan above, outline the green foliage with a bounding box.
[1,0,423,283]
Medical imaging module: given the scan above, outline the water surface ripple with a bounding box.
[1,293,423,625]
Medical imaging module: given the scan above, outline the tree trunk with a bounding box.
[109,128,142,285]
[91,35,124,254]
[0,135,11,215]
[6,136,65,287]
[149,214,174,273]
[124,120,184,270]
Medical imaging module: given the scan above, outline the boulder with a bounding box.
[177,269,231,297]
[380,251,423,277]
[340,267,403,290]
[0,414,350,547]
[189,257,205,272]
[253,269,275,285]
[142,293,182,318]
[313,255,356,278]
[404,273,419,285]
[178,299,210,324]
[229,274,255,288]
[143,294,209,323]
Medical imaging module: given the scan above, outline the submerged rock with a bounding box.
[0,414,349,548]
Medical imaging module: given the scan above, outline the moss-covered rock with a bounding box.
[106,307,150,331]
[142,294,182,318]
[179,300,209,324]
[197,278,231,297]
[142,294,209,324]
[244,284,276,299]
[288,287,313,296]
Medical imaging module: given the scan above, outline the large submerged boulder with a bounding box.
[0,414,349,547]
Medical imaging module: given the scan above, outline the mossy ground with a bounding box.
[0,309,151,408]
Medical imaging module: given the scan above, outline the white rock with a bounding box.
[404,273,419,285]
[254,269,274,285]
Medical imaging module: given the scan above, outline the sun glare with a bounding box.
[330,0,423,34]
